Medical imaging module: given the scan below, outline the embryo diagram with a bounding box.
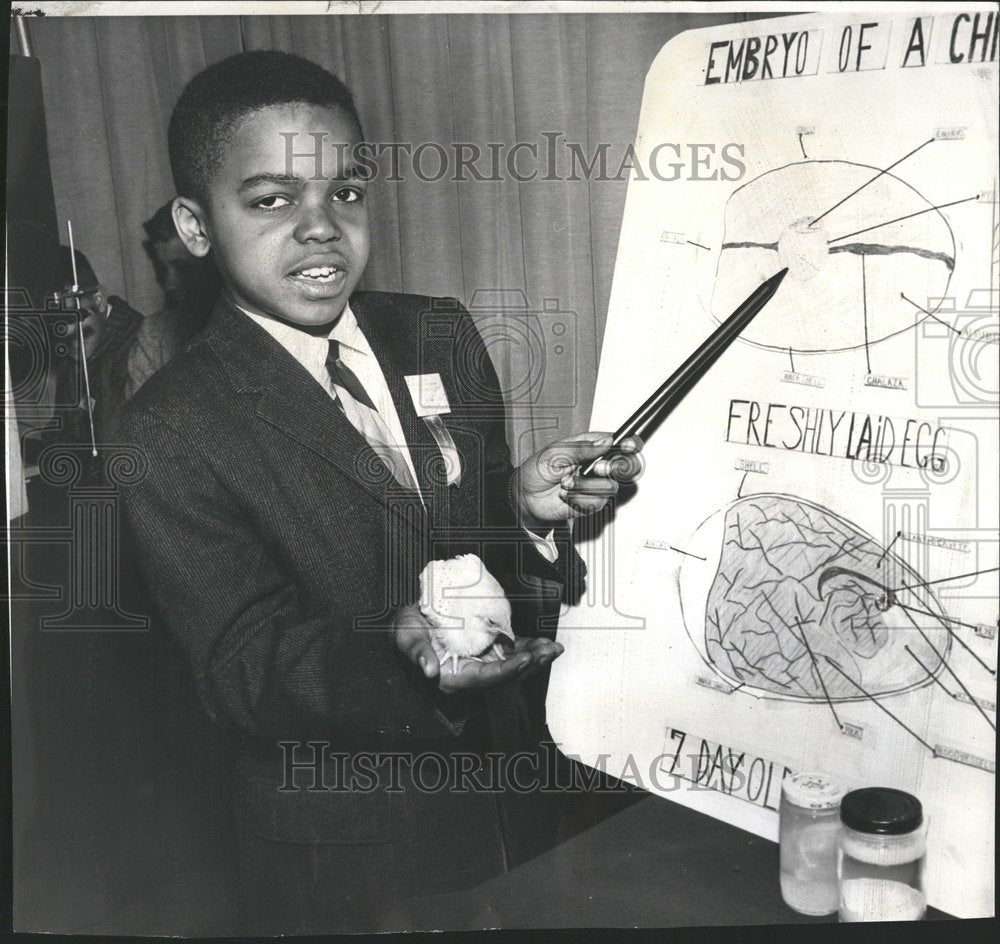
[681,494,952,702]
[709,157,962,355]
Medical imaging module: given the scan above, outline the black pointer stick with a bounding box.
[581,268,788,476]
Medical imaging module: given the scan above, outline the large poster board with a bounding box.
[548,8,998,919]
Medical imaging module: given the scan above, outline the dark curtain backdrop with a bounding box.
[18,11,756,458]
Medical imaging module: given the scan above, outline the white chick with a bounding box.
[418,553,515,674]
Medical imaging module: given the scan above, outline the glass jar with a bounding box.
[838,787,927,922]
[779,771,845,915]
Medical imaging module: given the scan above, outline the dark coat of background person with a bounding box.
[85,296,144,444]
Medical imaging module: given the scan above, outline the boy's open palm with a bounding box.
[393,605,563,693]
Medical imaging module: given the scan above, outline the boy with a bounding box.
[119,50,640,934]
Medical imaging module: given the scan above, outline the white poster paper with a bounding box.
[549,7,998,919]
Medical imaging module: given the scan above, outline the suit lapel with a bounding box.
[352,294,484,533]
[352,294,444,504]
[203,296,402,510]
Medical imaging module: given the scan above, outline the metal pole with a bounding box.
[66,220,98,458]
[15,18,34,58]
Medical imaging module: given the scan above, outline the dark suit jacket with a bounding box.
[118,292,582,927]
[92,296,145,444]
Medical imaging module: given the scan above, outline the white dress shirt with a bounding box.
[245,302,421,488]
[240,303,558,562]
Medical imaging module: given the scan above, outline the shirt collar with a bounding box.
[237,302,369,358]
[326,303,367,356]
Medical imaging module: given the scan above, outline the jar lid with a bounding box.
[840,787,923,835]
[781,771,845,810]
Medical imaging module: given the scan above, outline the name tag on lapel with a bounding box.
[405,373,461,487]
[405,373,451,417]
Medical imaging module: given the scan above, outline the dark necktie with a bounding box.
[324,339,420,495]
[325,340,377,410]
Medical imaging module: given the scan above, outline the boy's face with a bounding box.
[175,103,369,327]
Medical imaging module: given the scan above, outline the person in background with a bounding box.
[127,201,221,396]
[53,246,145,454]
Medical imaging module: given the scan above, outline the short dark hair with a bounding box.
[168,50,362,204]
[59,246,99,292]
[143,201,177,243]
